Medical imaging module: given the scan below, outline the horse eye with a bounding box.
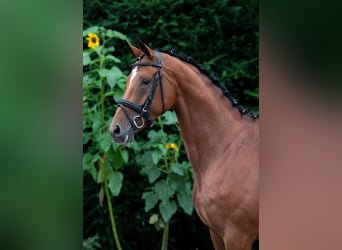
[142,79,151,85]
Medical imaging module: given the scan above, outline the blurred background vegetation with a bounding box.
[83,0,258,249]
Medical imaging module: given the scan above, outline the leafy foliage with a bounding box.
[83,27,128,249]
[83,26,128,196]
[136,115,194,224]
[83,234,101,250]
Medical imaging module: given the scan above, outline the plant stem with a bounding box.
[99,55,106,127]
[158,116,164,131]
[161,177,170,250]
[104,179,122,250]
[161,221,169,250]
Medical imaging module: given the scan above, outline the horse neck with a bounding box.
[170,60,248,176]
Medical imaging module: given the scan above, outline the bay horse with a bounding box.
[109,41,259,250]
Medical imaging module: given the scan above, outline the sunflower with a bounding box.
[86,33,100,49]
[165,143,179,151]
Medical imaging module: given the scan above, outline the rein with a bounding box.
[118,51,165,130]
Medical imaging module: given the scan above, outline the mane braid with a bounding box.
[159,48,259,119]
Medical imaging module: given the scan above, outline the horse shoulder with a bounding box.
[192,124,259,238]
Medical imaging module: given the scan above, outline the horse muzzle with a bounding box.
[109,123,135,144]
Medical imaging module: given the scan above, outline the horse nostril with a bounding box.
[113,125,121,136]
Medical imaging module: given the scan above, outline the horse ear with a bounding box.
[125,40,142,58]
[137,39,153,59]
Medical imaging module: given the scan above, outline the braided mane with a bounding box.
[160,49,259,119]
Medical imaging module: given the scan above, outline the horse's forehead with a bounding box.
[128,67,138,85]
[127,65,156,85]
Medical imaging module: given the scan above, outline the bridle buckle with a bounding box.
[133,115,145,129]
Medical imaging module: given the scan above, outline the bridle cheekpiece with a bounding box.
[118,51,165,131]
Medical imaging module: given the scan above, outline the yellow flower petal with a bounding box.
[165,143,179,151]
[86,33,100,49]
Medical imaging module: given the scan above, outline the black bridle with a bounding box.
[118,51,165,130]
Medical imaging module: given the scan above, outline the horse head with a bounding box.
[110,41,176,144]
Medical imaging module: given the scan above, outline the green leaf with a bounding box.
[105,54,121,63]
[83,234,101,249]
[117,78,126,90]
[103,46,115,54]
[142,192,159,212]
[98,68,110,78]
[107,147,124,170]
[120,149,129,164]
[136,151,154,168]
[141,165,161,183]
[176,192,193,215]
[83,153,100,181]
[94,80,102,88]
[171,163,184,176]
[231,6,243,12]
[94,45,103,57]
[155,180,176,203]
[147,130,167,141]
[99,134,112,152]
[108,171,123,196]
[88,112,101,131]
[157,143,167,155]
[114,92,123,102]
[106,29,114,37]
[168,173,193,199]
[162,111,177,125]
[83,74,93,87]
[151,151,161,165]
[83,26,99,37]
[106,66,123,88]
[106,29,128,40]
[97,161,113,183]
[83,131,91,145]
[83,52,91,66]
[159,200,177,222]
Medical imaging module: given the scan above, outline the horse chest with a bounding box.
[192,177,231,231]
